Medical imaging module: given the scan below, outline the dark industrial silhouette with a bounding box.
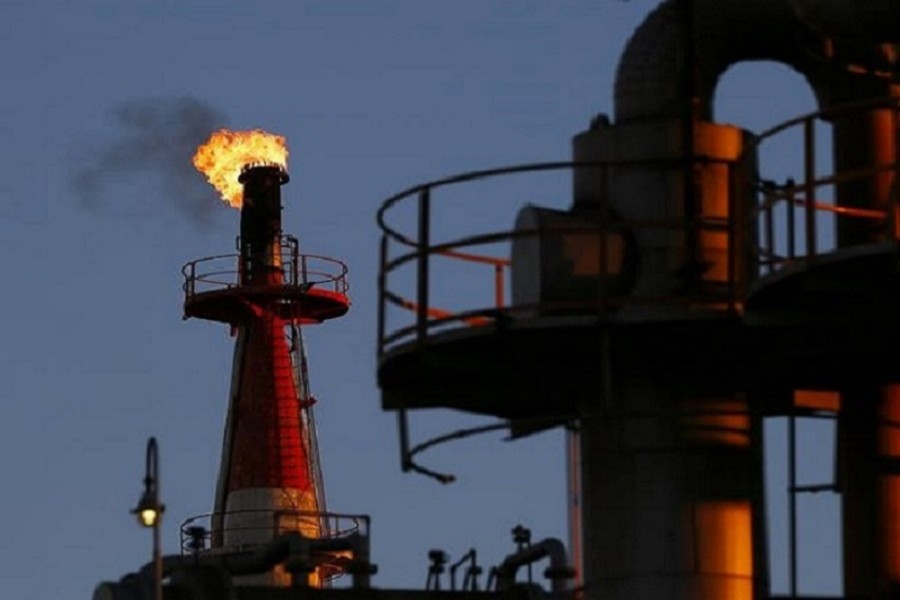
[95,1,900,598]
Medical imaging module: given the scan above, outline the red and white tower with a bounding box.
[184,135,350,585]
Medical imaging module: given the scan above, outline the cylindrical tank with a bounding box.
[580,381,760,600]
[559,4,771,596]
[563,116,762,600]
[567,117,755,314]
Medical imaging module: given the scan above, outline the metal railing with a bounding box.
[748,96,900,276]
[179,509,366,555]
[377,159,745,357]
[182,235,350,301]
[376,99,900,358]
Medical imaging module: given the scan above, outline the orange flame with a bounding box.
[192,129,289,208]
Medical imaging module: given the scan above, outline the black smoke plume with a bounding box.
[71,96,229,227]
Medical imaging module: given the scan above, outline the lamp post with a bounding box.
[132,436,164,600]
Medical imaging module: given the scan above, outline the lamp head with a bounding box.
[132,490,164,528]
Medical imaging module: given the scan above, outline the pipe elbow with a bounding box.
[497,538,574,593]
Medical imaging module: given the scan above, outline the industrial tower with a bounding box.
[93,1,900,599]
[181,163,351,585]
[376,1,900,599]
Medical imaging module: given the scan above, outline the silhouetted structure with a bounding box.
[95,1,900,598]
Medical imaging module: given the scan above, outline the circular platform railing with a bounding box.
[748,96,900,277]
[179,509,366,555]
[182,250,349,300]
[376,160,746,358]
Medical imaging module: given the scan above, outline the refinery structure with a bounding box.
[95,1,900,599]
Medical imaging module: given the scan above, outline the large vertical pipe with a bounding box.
[239,165,288,285]
[596,5,900,600]
[569,113,759,600]
[832,98,899,246]
[839,385,900,597]
[566,428,583,588]
[580,381,758,600]
[879,387,900,592]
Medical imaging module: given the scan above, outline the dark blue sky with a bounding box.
[0,2,834,598]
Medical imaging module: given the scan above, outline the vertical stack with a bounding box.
[183,158,350,586]
[212,166,321,586]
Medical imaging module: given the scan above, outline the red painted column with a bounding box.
[210,166,323,584]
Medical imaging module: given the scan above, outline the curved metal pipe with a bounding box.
[495,538,574,594]
[613,0,899,125]
[614,0,811,123]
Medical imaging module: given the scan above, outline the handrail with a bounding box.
[753,96,900,147]
[751,162,898,220]
[377,161,599,246]
[182,251,350,299]
[377,159,744,358]
[371,156,754,487]
[377,157,734,248]
[179,509,366,555]
[744,96,900,276]
[378,96,900,351]
[382,222,725,332]
[437,248,510,267]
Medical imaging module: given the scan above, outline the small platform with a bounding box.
[378,311,753,421]
[184,285,350,325]
[380,240,900,421]
[742,241,900,391]
[746,241,900,324]
[182,250,350,325]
